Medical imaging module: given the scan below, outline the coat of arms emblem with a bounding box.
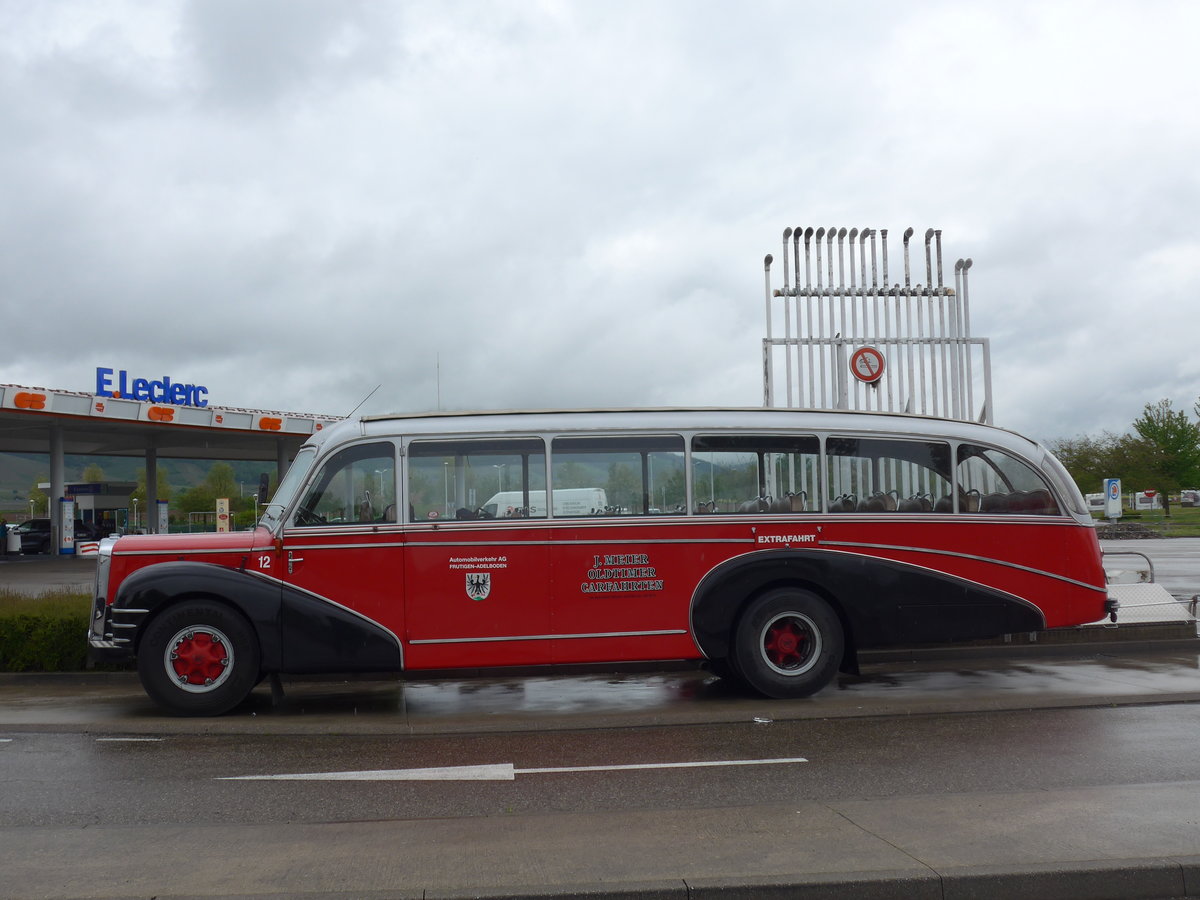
[465,572,491,601]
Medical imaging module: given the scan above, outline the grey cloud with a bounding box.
[2,1,1200,447]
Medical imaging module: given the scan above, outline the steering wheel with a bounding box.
[294,507,325,526]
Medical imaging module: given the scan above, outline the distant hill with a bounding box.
[0,451,277,513]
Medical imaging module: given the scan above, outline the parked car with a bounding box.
[12,518,102,554]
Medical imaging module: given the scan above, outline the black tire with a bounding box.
[136,601,261,716]
[731,588,843,699]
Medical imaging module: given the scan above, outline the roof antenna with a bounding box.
[344,384,381,419]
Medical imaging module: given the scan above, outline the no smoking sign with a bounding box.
[849,346,885,384]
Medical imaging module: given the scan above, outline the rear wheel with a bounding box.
[732,588,843,698]
[137,601,260,716]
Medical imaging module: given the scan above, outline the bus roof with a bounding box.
[311,407,1044,455]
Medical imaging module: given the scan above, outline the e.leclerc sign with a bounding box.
[95,367,209,407]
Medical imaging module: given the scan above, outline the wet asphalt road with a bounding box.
[4,663,1200,900]
[4,701,1200,830]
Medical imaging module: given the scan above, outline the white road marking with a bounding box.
[223,764,517,781]
[0,739,12,743]
[219,757,808,782]
[518,757,807,774]
[95,737,164,742]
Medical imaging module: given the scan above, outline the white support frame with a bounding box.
[762,227,993,424]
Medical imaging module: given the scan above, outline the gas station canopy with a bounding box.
[1,383,340,461]
[1,382,342,541]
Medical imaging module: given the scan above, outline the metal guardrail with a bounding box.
[1102,549,1155,583]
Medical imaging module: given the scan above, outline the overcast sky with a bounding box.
[2,0,1197,444]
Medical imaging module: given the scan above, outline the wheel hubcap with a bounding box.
[164,625,234,693]
[760,612,821,676]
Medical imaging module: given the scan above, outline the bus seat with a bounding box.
[1008,491,1033,513]
[899,494,932,513]
[934,495,953,513]
[1026,489,1057,515]
[831,494,857,513]
[980,492,1008,513]
[862,493,887,512]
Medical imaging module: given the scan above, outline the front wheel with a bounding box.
[731,588,843,699]
[137,601,261,716]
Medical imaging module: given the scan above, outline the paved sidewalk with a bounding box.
[3,786,1199,899]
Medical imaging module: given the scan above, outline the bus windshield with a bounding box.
[259,446,317,531]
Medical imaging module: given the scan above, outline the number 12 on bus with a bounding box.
[88,408,1117,716]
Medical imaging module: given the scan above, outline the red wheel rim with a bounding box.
[760,612,821,675]
[164,625,234,693]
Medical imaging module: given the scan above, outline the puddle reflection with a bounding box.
[253,650,1200,721]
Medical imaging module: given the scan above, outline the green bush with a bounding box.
[0,590,91,672]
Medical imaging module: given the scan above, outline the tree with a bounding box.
[27,477,48,518]
[130,465,172,506]
[1047,433,1123,496]
[172,462,249,523]
[553,461,592,489]
[81,463,105,483]
[605,462,640,512]
[203,462,238,500]
[1131,399,1200,516]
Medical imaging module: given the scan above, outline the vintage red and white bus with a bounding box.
[88,408,1117,715]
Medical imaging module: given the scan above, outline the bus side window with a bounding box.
[956,445,1061,516]
[292,442,397,527]
[825,436,952,513]
[692,434,819,514]
[406,437,547,522]
[551,435,685,516]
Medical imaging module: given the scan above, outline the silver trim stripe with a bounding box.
[410,629,688,646]
[819,540,1108,594]
[285,539,749,551]
[284,542,405,551]
[114,547,261,557]
[404,538,749,549]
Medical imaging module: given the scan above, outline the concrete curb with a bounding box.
[937,856,1199,900]
[151,857,1200,899]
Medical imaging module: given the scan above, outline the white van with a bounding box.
[482,488,607,518]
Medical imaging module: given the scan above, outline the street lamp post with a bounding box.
[493,464,506,494]
[443,462,450,516]
[132,498,139,532]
